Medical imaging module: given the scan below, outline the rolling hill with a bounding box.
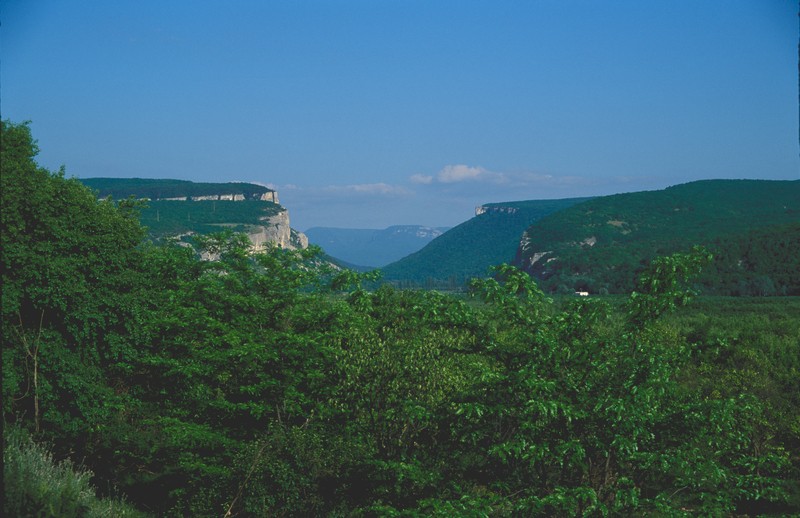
[514,179,800,294]
[379,197,592,286]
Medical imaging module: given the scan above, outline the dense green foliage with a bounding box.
[79,177,275,200]
[514,180,800,294]
[381,198,590,287]
[700,223,800,296]
[3,120,798,516]
[4,425,146,517]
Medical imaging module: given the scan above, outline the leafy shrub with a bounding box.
[3,425,146,518]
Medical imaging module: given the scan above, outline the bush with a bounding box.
[3,425,146,518]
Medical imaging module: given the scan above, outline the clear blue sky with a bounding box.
[2,0,798,230]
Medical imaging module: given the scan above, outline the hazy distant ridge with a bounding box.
[305,225,449,268]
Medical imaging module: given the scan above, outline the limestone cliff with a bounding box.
[248,209,308,251]
[475,205,519,216]
[79,178,304,254]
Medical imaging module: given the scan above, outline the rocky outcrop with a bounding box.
[156,191,279,203]
[83,178,303,254]
[475,205,519,216]
[259,191,279,203]
[248,209,307,251]
[197,209,308,261]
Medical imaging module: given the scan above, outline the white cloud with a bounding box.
[438,164,497,183]
[324,183,412,196]
[409,164,612,196]
[410,173,434,184]
[414,164,508,185]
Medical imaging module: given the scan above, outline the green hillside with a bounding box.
[514,179,800,294]
[380,198,591,286]
[79,178,283,238]
[136,199,283,237]
[697,222,800,296]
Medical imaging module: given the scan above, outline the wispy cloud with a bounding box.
[410,173,434,184]
[261,182,410,196]
[411,164,508,185]
[438,164,506,184]
[410,165,619,190]
[323,183,412,196]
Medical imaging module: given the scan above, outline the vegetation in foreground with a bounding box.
[3,425,146,518]
[3,120,799,516]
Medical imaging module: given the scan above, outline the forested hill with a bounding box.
[80,177,276,201]
[515,179,800,295]
[76,177,310,251]
[380,197,591,286]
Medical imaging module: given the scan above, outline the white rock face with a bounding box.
[291,229,309,249]
[475,205,519,216]
[250,210,307,251]
[154,189,301,258]
[529,251,552,266]
[258,191,279,203]
[157,191,278,203]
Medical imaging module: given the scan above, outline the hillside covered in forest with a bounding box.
[514,180,800,295]
[79,177,307,250]
[380,198,591,286]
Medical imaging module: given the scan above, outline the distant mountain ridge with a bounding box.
[305,225,450,267]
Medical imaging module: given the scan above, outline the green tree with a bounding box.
[445,256,789,515]
[2,120,146,441]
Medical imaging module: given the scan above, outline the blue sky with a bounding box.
[2,0,797,230]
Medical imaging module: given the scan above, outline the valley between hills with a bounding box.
[80,176,800,296]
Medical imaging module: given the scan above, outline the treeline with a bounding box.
[3,120,799,516]
[80,177,274,200]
